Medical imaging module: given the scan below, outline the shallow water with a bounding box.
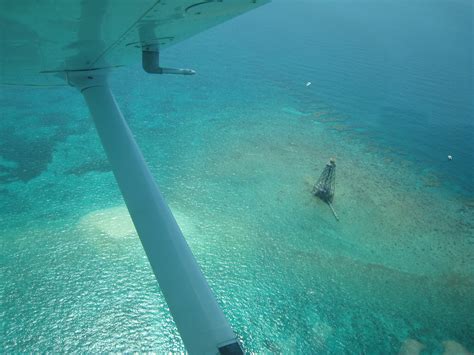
[1,0,473,353]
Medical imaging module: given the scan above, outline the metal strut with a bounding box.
[67,69,242,354]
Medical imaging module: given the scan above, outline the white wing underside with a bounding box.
[0,0,269,86]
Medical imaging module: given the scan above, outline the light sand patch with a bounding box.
[77,206,135,238]
[312,321,333,348]
[442,340,473,355]
[77,205,196,239]
[398,339,426,355]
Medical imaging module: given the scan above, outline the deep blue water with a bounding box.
[1,0,473,353]
[192,0,474,194]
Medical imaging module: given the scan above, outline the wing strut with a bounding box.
[67,69,243,355]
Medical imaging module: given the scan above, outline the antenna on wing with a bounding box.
[142,43,196,75]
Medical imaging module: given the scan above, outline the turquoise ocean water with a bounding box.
[1,0,473,353]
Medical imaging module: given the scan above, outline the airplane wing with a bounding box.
[0,0,270,86]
